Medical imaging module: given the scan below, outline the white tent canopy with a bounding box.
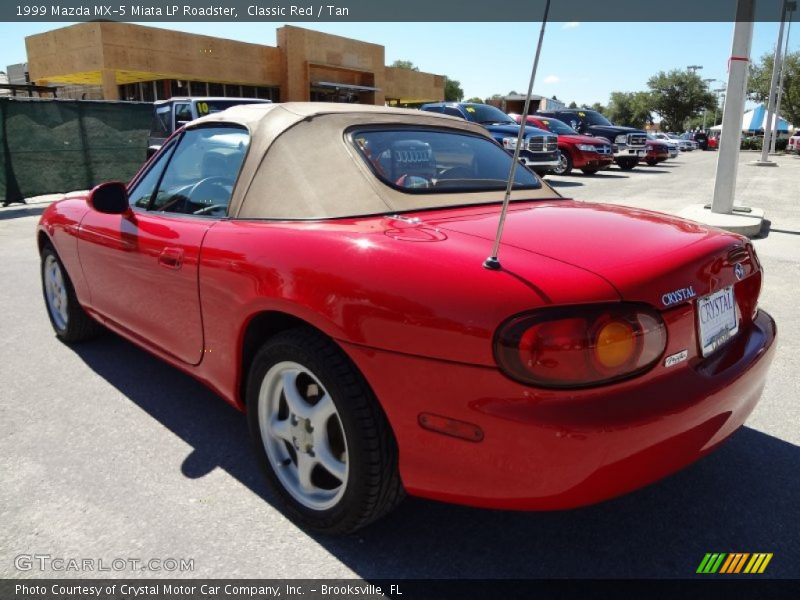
[710,104,792,132]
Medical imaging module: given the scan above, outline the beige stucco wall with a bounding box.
[384,67,445,104]
[26,23,443,105]
[277,26,385,104]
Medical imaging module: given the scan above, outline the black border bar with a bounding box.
[3,0,800,23]
[3,579,800,600]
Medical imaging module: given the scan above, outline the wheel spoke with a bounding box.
[281,370,308,417]
[315,443,346,482]
[269,417,293,444]
[295,452,315,492]
[308,393,335,432]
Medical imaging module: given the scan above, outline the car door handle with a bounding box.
[158,247,184,270]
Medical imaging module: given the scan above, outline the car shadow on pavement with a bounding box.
[590,172,629,179]
[545,180,584,188]
[630,167,669,174]
[70,332,799,579]
[0,205,46,221]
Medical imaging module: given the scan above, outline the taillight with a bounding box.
[494,304,667,388]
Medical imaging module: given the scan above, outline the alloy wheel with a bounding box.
[257,361,349,511]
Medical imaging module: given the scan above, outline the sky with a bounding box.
[0,20,796,106]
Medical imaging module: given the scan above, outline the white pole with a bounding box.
[761,0,788,162]
[712,1,754,214]
[770,6,794,153]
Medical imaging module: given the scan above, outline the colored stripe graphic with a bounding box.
[733,553,750,573]
[719,554,735,574]
[744,553,774,574]
[697,553,713,573]
[697,553,727,573]
[698,552,773,575]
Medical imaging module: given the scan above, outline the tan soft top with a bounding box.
[189,102,556,220]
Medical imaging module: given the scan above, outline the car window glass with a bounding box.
[534,117,576,135]
[559,113,583,129]
[443,107,464,118]
[352,128,541,193]
[127,141,177,209]
[151,126,249,216]
[174,103,193,125]
[150,105,171,137]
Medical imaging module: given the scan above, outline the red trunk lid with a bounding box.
[427,200,757,309]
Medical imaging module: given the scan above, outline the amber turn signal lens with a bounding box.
[594,320,636,369]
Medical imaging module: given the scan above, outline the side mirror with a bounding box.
[88,182,129,215]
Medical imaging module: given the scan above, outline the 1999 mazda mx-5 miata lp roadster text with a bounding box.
[38,103,776,533]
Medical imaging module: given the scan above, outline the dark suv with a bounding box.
[420,102,560,175]
[535,109,647,170]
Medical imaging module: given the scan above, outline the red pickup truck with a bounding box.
[512,114,614,175]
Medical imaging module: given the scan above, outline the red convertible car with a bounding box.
[38,103,776,533]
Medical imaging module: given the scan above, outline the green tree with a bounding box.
[391,60,419,71]
[444,77,464,102]
[749,50,800,127]
[568,101,578,108]
[647,69,716,132]
[465,97,484,104]
[606,91,654,128]
[589,102,606,113]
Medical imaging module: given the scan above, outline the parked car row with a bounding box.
[419,102,713,177]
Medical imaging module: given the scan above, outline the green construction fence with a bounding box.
[0,97,151,204]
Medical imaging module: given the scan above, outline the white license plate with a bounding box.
[697,286,739,357]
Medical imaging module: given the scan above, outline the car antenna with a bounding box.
[484,0,551,270]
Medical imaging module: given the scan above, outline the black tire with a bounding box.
[41,243,102,343]
[617,158,637,171]
[646,159,658,166]
[246,327,404,534]
[581,168,599,175]
[552,151,573,176]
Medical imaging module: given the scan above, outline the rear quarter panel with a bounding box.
[195,215,620,407]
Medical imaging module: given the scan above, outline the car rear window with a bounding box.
[351,128,541,193]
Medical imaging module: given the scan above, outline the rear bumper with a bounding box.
[342,309,776,510]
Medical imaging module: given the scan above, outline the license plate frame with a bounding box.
[697,285,739,357]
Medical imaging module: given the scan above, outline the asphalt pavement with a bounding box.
[1,150,798,579]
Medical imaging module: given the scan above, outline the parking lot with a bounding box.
[1,149,798,579]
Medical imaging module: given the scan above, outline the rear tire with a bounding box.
[617,158,637,171]
[581,168,599,175]
[246,327,404,534]
[41,243,102,343]
[646,159,658,166]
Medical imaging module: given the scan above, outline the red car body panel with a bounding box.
[37,124,776,510]
[522,115,614,171]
